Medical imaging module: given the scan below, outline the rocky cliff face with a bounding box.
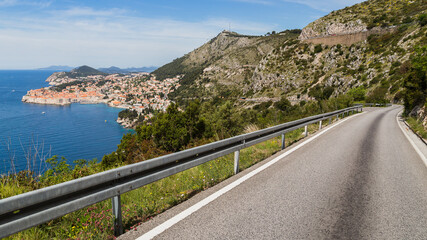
[116,117,138,129]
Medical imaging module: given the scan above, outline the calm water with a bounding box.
[0,70,131,174]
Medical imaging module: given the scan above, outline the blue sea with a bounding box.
[0,70,131,175]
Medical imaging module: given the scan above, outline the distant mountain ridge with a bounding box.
[37,65,74,71]
[37,65,157,74]
[98,66,158,74]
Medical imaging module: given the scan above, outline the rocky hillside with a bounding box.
[153,0,426,107]
[153,30,301,102]
[300,0,426,40]
[251,0,426,103]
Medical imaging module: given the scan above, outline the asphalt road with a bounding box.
[123,106,427,240]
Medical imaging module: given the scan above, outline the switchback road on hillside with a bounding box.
[122,106,427,240]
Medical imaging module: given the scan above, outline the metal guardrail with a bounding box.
[0,105,363,238]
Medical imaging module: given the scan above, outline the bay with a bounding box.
[0,70,131,175]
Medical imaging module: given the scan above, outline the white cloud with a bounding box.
[54,7,126,17]
[0,7,274,69]
[281,0,363,12]
[232,0,274,5]
[0,0,17,6]
[0,0,52,8]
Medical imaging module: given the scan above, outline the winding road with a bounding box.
[121,106,427,240]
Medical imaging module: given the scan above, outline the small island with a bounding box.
[22,66,181,128]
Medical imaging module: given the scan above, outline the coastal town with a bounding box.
[22,70,181,126]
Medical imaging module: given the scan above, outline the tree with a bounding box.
[314,44,322,53]
[184,100,205,140]
[366,87,388,104]
[347,86,366,101]
[274,97,292,112]
[212,101,242,138]
[419,14,427,26]
[309,85,334,101]
[151,103,188,151]
[403,45,427,115]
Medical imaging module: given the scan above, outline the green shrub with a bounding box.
[274,97,292,112]
[314,44,322,53]
[366,86,388,104]
[308,85,334,101]
[347,86,366,101]
[419,14,427,26]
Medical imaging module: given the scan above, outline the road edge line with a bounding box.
[396,110,427,167]
[136,112,363,240]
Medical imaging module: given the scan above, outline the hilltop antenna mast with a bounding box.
[228,23,231,32]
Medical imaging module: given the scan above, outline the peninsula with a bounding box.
[22,66,181,126]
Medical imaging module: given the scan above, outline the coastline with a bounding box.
[21,95,123,107]
[21,71,180,129]
[22,95,143,129]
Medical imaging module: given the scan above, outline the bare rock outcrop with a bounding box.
[299,19,367,40]
[116,117,138,129]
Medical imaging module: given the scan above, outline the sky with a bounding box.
[0,0,364,69]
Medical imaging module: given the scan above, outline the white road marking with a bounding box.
[396,110,427,167]
[137,112,364,240]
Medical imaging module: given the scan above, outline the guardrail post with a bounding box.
[112,195,123,236]
[319,120,322,130]
[328,117,331,125]
[337,114,339,121]
[234,150,240,174]
[304,125,308,137]
[281,133,285,150]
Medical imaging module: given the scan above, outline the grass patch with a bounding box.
[406,117,427,139]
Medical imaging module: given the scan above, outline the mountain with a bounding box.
[98,66,124,74]
[98,66,158,74]
[37,65,74,71]
[44,65,107,85]
[66,65,107,78]
[153,30,301,101]
[152,0,426,109]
